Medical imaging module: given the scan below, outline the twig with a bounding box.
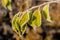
[17,0,60,14]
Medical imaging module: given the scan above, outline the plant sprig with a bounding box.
[12,0,60,36]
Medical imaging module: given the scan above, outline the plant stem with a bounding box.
[19,0,60,14]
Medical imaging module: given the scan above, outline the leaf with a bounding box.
[7,4,12,11]
[21,24,27,35]
[2,0,12,11]
[7,0,12,11]
[2,0,8,8]
[12,11,29,35]
[28,11,33,24]
[15,16,27,35]
[19,11,29,35]
[12,13,24,35]
[12,14,19,33]
[15,18,27,35]
[43,4,52,22]
[29,9,41,28]
[19,11,29,27]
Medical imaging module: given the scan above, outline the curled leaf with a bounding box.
[12,11,29,35]
[43,4,52,22]
[7,3,12,11]
[12,14,19,33]
[19,11,29,35]
[19,11,29,27]
[2,0,8,8]
[21,24,27,35]
[2,0,12,11]
[29,9,41,28]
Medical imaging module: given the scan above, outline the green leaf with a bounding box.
[29,9,41,28]
[43,4,52,22]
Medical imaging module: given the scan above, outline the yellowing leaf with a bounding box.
[21,24,27,35]
[2,0,12,11]
[19,12,29,27]
[2,0,8,8]
[19,12,29,35]
[7,4,12,11]
[12,13,25,35]
[43,4,52,22]
[29,9,41,28]
[12,14,19,33]
[14,17,27,35]
[7,0,12,11]
[12,11,29,35]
